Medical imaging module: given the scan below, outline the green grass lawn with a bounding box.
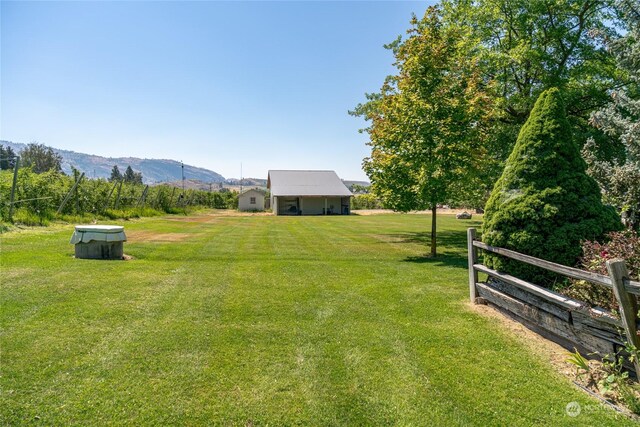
[1,212,634,425]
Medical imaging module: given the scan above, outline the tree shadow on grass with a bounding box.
[382,230,475,270]
[403,253,468,269]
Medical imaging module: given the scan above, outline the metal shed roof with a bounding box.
[268,170,353,197]
[239,188,266,196]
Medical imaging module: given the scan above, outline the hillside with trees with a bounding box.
[0,140,225,184]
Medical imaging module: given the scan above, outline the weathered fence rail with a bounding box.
[467,228,640,376]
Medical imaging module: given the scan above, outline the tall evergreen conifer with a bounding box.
[482,88,622,286]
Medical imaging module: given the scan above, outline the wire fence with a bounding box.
[0,159,238,223]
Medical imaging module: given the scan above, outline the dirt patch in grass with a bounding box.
[165,216,219,223]
[470,302,573,376]
[471,302,640,419]
[166,210,272,223]
[127,231,193,242]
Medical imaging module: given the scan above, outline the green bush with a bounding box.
[352,194,384,210]
[13,208,50,226]
[102,209,132,220]
[57,213,96,224]
[102,207,163,220]
[164,207,184,215]
[482,88,622,286]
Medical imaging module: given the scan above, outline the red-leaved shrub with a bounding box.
[562,230,640,310]
[580,230,639,279]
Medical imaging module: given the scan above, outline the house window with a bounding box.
[250,197,256,204]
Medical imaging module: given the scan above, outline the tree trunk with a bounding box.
[430,205,437,256]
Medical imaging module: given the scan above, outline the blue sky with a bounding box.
[1,1,433,181]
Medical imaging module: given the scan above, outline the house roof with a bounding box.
[267,170,353,197]
[239,188,266,197]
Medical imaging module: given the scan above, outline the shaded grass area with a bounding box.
[0,212,633,425]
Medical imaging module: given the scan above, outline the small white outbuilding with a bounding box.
[238,188,266,211]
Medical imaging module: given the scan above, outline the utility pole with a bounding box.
[181,161,185,194]
[8,156,20,221]
[240,162,243,194]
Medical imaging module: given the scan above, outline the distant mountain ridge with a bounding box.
[343,180,370,188]
[1,140,225,184]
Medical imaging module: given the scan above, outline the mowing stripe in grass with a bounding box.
[1,213,635,425]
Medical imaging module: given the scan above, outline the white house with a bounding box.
[267,170,352,216]
[238,189,266,211]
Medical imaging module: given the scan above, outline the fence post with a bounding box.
[74,170,80,213]
[8,156,19,221]
[114,180,123,210]
[169,187,176,206]
[468,228,479,303]
[153,187,162,208]
[57,172,84,215]
[102,180,119,212]
[137,185,149,208]
[607,259,640,378]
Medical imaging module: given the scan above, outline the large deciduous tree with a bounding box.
[351,7,492,256]
[444,0,621,138]
[441,0,622,199]
[482,88,622,286]
[582,0,640,229]
[19,143,63,174]
[354,1,626,229]
[353,1,630,259]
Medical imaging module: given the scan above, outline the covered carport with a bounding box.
[268,170,353,216]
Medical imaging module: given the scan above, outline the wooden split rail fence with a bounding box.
[467,228,640,377]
